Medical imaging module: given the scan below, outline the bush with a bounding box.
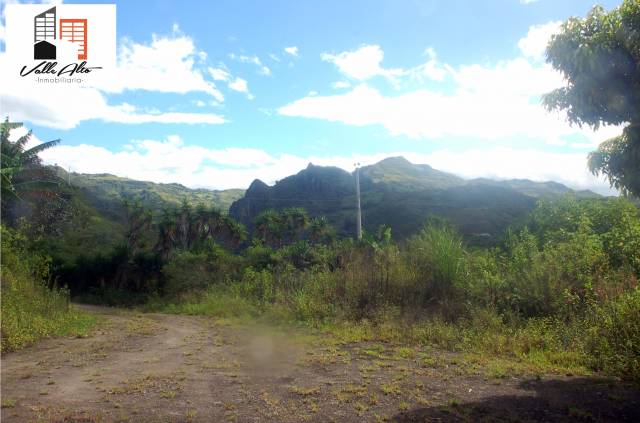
[161,246,241,298]
[1,226,95,352]
[586,288,640,382]
[405,220,468,313]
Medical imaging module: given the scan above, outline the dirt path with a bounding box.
[2,305,639,422]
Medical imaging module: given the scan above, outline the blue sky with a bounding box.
[0,0,623,193]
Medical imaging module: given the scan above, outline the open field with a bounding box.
[2,305,638,423]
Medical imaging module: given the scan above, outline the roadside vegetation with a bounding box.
[0,121,96,352]
[0,226,96,352]
[146,198,639,381]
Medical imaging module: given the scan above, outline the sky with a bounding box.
[0,0,625,194]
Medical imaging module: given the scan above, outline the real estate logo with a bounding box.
[5,4,115,84]
[34,7,89,61]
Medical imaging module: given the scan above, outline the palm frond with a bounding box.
[23,139,61,158]
[14,130,33,150]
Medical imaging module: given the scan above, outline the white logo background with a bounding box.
[5,4,116,80]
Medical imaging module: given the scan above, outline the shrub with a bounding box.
[161,245,241,298]
[405,220,468,312]
[586,288,640,382]
[1,226,95,352]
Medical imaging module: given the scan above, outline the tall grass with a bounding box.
[1,226,96,352]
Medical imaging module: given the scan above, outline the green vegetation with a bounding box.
[1,224,96,352]
[1,120,96,351]
[544,0,640,196]
[146,196,640,382]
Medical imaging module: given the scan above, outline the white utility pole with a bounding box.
[355,162,362,240]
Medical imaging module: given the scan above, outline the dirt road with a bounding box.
[1,305,638,422]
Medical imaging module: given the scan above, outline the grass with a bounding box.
[1,226,98,352]
[1,399,17,408]
[290,385,320,396]
[380,382,403,396]
[147,285,603,380]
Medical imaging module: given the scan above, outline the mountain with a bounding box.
[230,157,600,245]
[468,178,599,199]
[57,168,245,218]
[360,156,465,191]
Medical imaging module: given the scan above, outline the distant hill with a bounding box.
[230,157,601,245]
[468,178,600,199]
[56,168,245,219]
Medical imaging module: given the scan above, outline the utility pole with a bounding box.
[354,162,362,240]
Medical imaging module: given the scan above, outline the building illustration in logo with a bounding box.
[60,19,88,60]
[33,7,88,61]
[34,7,56,60]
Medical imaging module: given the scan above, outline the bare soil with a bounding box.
[1,305,638,422]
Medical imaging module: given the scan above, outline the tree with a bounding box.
[155,202,246,257]
[0,118,65,227]
[254,209,283,248]
[122,199,152,253]
[254,208,312,248]
[309,216,335,244]
[281,207,309,244]
[543,0,640,196]
[1,118,61,222]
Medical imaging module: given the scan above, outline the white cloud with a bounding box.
[321,44,404,83]
[281,24,622,147]
[520,0,541,4]
[517,21,561,61]
[208,65,254,98]
[228,77,254,99]
[260,66,271,76]
[332,81,351,89]
[23,131,615,195]
[97,33,224,102]
[230,53,272,76]
[284,46,299,57]
[208,67,231,82]
[407,47,450,82]
[0,19,5,45]
[321,44,449,87]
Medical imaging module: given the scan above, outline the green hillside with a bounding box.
[56,167,244,217]
[469,178,600,199]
